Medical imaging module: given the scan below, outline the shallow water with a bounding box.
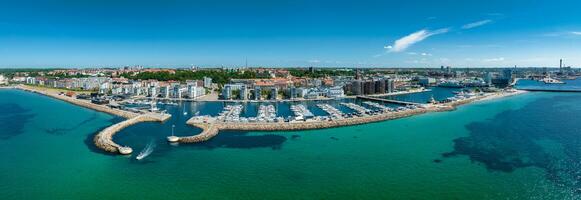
[1,89,580,199]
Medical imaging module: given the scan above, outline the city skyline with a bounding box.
[1,0,580,68]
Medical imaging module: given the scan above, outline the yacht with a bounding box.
[541,77,565,84]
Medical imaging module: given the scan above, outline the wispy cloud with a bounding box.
[541,31,581,37]
[385,28,449,52]
[307,59,320,63]
[482,57,505,62]
[462,19,493,29]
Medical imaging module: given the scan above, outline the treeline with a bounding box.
[288,68,354,78]
[120,70,257,85]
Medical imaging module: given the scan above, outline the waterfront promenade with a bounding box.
[175,90,526,144]
[17,85,139,118]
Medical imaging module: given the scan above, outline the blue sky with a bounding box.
[0,0,580,68]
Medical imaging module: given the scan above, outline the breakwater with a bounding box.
[94,113,170,154]
[178,106,447,144]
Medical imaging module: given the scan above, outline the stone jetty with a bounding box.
[94,113,170,154]
[177,104,451,144]
[178,120,220,143]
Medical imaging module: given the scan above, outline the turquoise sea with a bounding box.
[1,84,581,199]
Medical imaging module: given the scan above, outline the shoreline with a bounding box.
[17,84,139,119]
[11,84,526,155]
[176,90,527,144]
[15,85,171,155]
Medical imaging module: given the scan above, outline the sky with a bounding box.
[0,0,580,68]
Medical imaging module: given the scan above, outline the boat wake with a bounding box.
[136,140,156,160]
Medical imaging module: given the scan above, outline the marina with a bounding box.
[173,90,527,144]
[13,83,529,156]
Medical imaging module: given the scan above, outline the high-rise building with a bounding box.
[203,76,212,88]
[222,85,232,100]
[254,87,262,100]
[240,85,248,100]
[351,80,363,95]
[386,79,395,93]
[289,87,297,99]
[363,80,375,95]
[375,79,386,94]
[271,88,278,100]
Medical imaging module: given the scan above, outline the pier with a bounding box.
[363,101,391,111]
[356,96,421,106]
[341,102,372,115]
[317,104,345,119]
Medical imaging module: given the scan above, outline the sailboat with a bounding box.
[167,124,179,142]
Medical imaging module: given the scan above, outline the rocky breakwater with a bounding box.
[94,113,171,154]
[177,106,449,144]
[177,121,220,143]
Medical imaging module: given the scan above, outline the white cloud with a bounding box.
[570,31,581,35]
[483,57,505,62]
[462,19,493,29]
[421,52,432,56]
[308,59,320,63]
[387,28,449,52]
